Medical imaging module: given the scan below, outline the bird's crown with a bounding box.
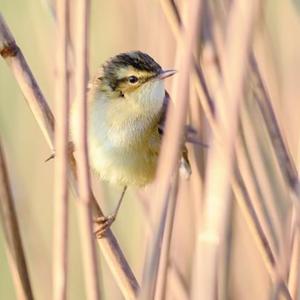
[100,51,162,91]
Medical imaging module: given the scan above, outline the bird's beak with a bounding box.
[158,69,177,80]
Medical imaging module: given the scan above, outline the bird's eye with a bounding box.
[128,76,138,84]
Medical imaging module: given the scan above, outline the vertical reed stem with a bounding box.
[140,1,203,299]
[0,140,34,300]
[73,0,101,299]
[191,2,259,299]
[52,0,70,299]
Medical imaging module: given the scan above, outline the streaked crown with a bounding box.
[100,51,162,92]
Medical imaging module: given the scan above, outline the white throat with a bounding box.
[126,79,165,114]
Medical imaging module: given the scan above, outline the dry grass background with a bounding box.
[1,0,300,299]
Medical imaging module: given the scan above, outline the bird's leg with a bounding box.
[94,186,127,238]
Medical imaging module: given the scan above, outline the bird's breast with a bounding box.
[87,99,161,186]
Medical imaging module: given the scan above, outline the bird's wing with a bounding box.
[157,91,192,179]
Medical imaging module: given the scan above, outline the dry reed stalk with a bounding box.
[0,13,139,300]
[208,0,294,289]
[240,104,285,261]
[207,0,294,193]
[151,5,203,299]
[207,1,295,203]
[159,0,181,41]
[188,84,204,221]
[160,0,215,124]
[167,263,189,300]
[251,54,300,285]
[191,1,259,299]
[0,16,54,148]
[163,1,294,297]
[138,194,189,300]
[72,1,100,299]
[272,280,293,300]
[239,96,292,299]
[223,111,287,287]
[206,1,295,291]
[232,65,293,297]
[251,61,300,282]
[52,1,70,299]
[154,172,179,300]
[139,184,170,300]
[155,5,204,299]
[250,55,299,196]
[162,0,277,282]
[250,43,299,297]
[232,172,276,277]
[235,137,278,267]
[139,1,203,299]
[287,207,300,299]
[0,140,34,300]
[287,145,300,298]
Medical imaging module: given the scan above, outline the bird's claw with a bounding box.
[94,215,116,239]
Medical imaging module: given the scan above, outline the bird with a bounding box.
[71,51,191,237]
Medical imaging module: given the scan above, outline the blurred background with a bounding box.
[1,0,300,299]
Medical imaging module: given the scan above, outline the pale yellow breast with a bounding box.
[90,98,161,186]
[71,90,162,186]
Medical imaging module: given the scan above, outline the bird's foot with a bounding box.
[94,215,116,239]
[93,186,127,238]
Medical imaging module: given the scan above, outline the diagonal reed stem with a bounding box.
[0,13,139,300]
[250,54,299,195]
[0,139,34,300]
[191,1,259,299]
[162,0,276,271]
[73,0,100,299]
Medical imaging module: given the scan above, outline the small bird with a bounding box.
[71,51,191,236]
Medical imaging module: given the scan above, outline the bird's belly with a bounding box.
[86,98,161,186]
[89,137,158,186]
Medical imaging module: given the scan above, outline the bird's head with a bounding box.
[97,51,175,111]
